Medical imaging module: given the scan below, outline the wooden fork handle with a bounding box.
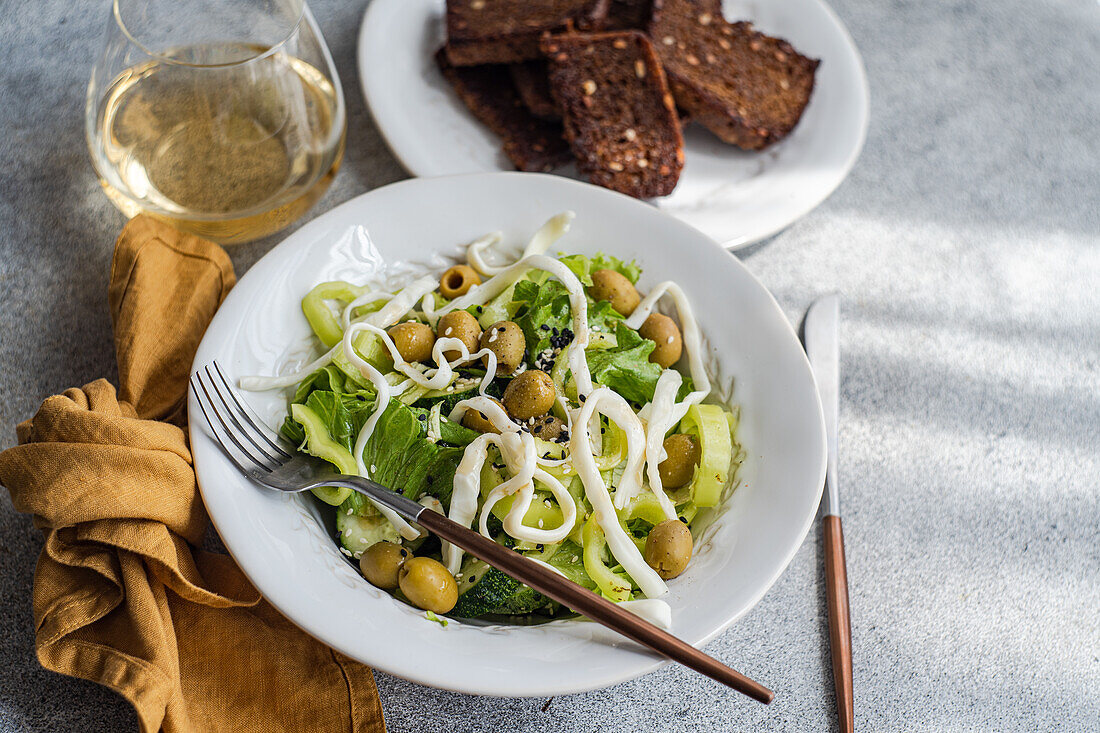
[824,515,854,732]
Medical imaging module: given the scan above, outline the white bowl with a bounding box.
[357,0,869,250]
[189,173,826,696]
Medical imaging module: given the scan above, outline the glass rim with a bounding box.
[111,0,306,68]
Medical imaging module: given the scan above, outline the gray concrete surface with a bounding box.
[1,0,1098,730]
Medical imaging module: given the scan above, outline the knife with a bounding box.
[804,294,853,733]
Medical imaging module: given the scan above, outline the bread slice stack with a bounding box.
[437,0,819,198]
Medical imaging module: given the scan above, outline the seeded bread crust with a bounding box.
[446,0,611,66]
[542,31,684,198]
[649,0,819,150]
[435,50,572,172]
[509,62,561,119]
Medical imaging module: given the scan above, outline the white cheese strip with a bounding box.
[238,343,340,391]
[478,432,536,536]
[448,395,519,432]
[502,468,576,544]
[341,292,393,331]
[625,281,710,397]
[342,323,419,540]
[444,433,500,573]
[465,231,506,276]
[522,211,574,258]
[600,599,673,630]
[570,387,667,598]
[364,276,438,329]
[642,370,683,521]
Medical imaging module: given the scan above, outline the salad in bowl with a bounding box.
[241,213,743,626]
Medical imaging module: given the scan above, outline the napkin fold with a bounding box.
[0,216,386,733]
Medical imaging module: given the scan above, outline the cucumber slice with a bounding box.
[290,403,355,505]
[336,506,399,558]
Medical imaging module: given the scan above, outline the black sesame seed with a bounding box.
[578,394,586,403]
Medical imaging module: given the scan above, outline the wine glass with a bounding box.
[86,0,346,244]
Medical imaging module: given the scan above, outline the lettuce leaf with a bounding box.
[281,377,376,450]
[512,279,624,368]
[282,369,478,509]
[558,252,642,286]
[360,401,472,507]
[585,322,664,405]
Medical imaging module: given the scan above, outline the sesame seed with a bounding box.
[775,51,788,62]
[613,38,627,49]
[608,161,624,172]
[666,336,674,344]
[637,158,649,168]
[444,327,453,335]
[470,0,485,8]
[686,54,700,66]
[698,13,712,24]
[582,80,597,95]
[780,78,790,90]
[719,38,732,50]
[662,36,675,45]
[537,519,544,528]
[635,60,646,78]
[624,128,637,141]
[370,464,377,473]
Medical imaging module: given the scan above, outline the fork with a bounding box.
[190,361,774,703]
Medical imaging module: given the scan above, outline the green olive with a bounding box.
[359,541,409,590]
[658,433,700,488]
[530,414,566,441]
[479,321,526,374]
[437,310,482,361]
[644,519,693,579]
[398,556,459,613]
[639,312,683,368]
[387,321,436,363]
[439,265,481,299]
[462,398,505,434]
[502,370,556,421]
[588,269,640,317]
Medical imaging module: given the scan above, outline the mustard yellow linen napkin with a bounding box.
[0,216,386,733]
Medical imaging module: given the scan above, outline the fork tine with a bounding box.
[211,361,294,458]
[192,371,274,473]
[203,364,288,465]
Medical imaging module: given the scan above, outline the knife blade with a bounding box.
[805,293,840,516]
[803,293,853,733]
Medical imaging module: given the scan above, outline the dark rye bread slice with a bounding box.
[649,0,819,150]
[542,31,684,198]
[446,0,611,66]
[435,50,572,172]
[509,62,560,119]
[603,0,652,30]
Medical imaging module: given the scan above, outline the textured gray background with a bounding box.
[1,0,1098,730]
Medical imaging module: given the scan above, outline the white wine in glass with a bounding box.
[86,0,346,244]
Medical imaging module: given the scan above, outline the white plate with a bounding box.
[357,0,868,250]
[189,173,826,696]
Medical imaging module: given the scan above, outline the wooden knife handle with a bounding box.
[824,515,854,732]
